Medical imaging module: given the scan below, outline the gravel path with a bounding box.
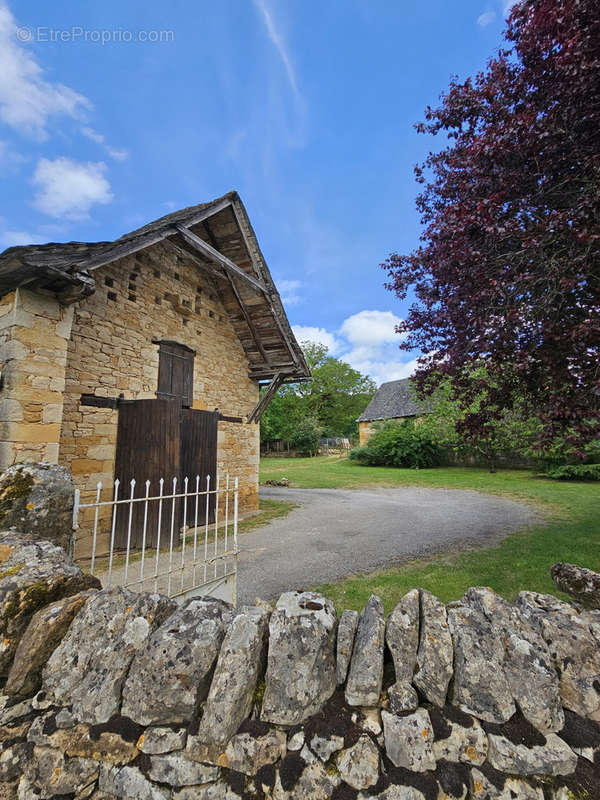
[237,486,539,604]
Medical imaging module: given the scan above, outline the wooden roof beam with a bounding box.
[174,224,268,296]
[246,373,284,423]
[162,238,229,284]
[202,219,272,366]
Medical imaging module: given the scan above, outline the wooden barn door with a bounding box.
[114,399,180,548]
[180,409,219,521]
[114,401,219,549]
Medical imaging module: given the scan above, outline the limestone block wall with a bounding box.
[1,529,599,800]
[0,289,73,470]
[358,421,376,447]
[58,243,260,514]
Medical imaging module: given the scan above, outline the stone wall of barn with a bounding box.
[358,421,377,446]
[0,289,74,470]
[57,243,260,549]
[1,530,599,800]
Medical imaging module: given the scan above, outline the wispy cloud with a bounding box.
[81,127,129,161]
[278,278,303,306]
[477,10,496,27]
[32,157,113,219]
[0,138,27,172]
[0,2,91,139]
[0,229,40,247]
[253,0,299,96]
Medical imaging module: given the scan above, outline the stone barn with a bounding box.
[0,191,309,552]
[357,377,428,446]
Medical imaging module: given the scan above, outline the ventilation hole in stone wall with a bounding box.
[208,310,215,318]
[128,282,136,291]
[107,291,117,301]
[104,277,114,287]
[128,293,137,302]
[153,269,161,278]
[174,272,181,281]
[130,272,138,280]
[182,299,192,309]
[154,296,161,305]
[196,286,202,294]
[182,318,188,326]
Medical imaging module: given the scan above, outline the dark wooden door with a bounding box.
[113,401,219,550]
[114,399,180,548]
[180,409,219,522]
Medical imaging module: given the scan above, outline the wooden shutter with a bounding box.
[157,341,195,407]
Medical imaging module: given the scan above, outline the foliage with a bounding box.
[349,419,445,468]
[544,463,600,482]
[290,416,321,456]
[382,0,600,454]
[261,342,376,443]
[417,373,539,470]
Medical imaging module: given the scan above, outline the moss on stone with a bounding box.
[0,562,24,581]
[0,470,34,516]
[253,680,266,713]
[20,580,53,609]
[325,760,340,777]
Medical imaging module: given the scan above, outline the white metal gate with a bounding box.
[72,474,238,605]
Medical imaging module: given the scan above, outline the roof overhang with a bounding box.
[0,191,309,383]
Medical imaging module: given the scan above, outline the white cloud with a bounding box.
[477,10,496,26]
[340,309,404,347]
[32,157,113,219]
[292,325,342,355]
[253,0,299,96]
[0,3,90,139]
[278,279,302,306]
[81,127,129,161]
[292,310,421,386]
[0,229,39,247]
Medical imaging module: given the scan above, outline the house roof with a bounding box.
[357,377,427,422]
[0,191,309,383]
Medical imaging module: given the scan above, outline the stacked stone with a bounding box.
[1,532,599,799]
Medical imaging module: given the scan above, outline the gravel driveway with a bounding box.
[237,486,539,604]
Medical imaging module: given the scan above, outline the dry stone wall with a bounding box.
[1,530,599,800]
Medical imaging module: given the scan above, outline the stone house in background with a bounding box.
[0,191,309,540]
[357,377,428,445]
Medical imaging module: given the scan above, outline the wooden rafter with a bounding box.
[229,201,302,370]
[162,238,229,285]
[174,224,268,295]
[202,220,272,366]
[246,373,284,423]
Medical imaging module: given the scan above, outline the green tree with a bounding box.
[417,373,540,472]
[260,342,376,443]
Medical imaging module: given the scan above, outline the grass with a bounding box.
[260,456,600,613]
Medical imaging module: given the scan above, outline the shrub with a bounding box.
[544,464,600,482]
[291,417,321,456]
[349,420,446,468]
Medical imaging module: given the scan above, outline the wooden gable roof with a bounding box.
[0,191,309,383]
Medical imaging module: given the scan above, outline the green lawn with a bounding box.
[260,456,600,613]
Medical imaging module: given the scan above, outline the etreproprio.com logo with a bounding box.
[16,26,175,44]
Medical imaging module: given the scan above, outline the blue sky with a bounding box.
[0,0,513,385]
